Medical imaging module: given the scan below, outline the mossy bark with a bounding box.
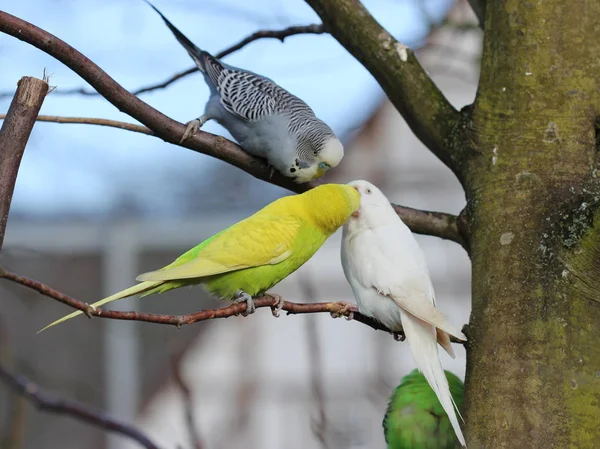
[463,0,600,447]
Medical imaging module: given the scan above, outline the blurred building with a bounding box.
[0,3,480,449]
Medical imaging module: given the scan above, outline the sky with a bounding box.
[0,0,454,218]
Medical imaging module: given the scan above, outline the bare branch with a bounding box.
[0,23,325,99]
[391,204,467,250]
[0,114,152,135]
[301,277,330,449]
[172,357,204,449]
[133,23,326,96]
[0,268,465,343]
[0,364,162,449]
[304,0,463,180]
[0,76,48,249]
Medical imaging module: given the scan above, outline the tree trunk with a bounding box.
[463,0,600,447]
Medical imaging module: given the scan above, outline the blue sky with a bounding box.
[0,0,454,217]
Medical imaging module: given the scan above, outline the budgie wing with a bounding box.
[350,227,466,341]
[385,280,466,342]
[136,214,302,282]
[213,68,312,122]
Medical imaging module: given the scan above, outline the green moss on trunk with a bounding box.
[463,0,600,446]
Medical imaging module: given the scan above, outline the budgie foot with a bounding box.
[269,294,284,317]
[330,301,355,320]
[180,116,208,143]
[83,303,97,318]
[234,290,256,316]
[393,331,406,342]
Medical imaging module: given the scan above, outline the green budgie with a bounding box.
[383,369,465,449]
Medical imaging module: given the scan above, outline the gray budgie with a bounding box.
[146,1,344,183]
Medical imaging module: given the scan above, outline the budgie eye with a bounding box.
[313,150,318,155]
[366,188,372,194]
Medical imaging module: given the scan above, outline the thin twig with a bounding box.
[132,23,326,96]
[172,356,204,449]
[0,24,325,99]
[0,114,152,135]
[0,76,48,249]
[301,276,330,449]
[0,268,465,343]
[0,364,162,449]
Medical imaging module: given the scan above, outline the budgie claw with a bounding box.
[393,331,406,342]
[330,302,355,320]
[84,303,97,319]
[234,290,256,316]
[180,116,207,143]
[269,294,284,317]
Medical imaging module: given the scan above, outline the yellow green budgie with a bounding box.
[383,369,465,449]
[39,183,360,332]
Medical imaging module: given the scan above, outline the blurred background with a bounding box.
[0,0,481,448]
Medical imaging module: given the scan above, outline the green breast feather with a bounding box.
[383,369,464,449]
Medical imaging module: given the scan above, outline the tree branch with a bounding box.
[301,277,330,448]
[0,363,162,449]
[0,24,325,99]
[0,10,299,192]
[172,356,204,449]
[304,0,463,180]
[0,11,468,247]
[391,204,467,250]
[0,76,48,249]
[0,268,465,343]
[0,114,152,135]
[132,23,326,96]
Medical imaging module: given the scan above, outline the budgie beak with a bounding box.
[313,161,331,179]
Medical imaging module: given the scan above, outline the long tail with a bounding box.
[401,309,466,447]
[38,281,162,333]
[390,293,467,343]
[144,0,210,72]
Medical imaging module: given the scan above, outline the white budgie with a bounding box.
[146,1,344,183]
[341,180,467,448]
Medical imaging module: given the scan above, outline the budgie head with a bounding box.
[301,184,360,233]
[292,125,344,183]
[344,180,398,232]
[383,369,465,449]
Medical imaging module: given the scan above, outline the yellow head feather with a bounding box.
[298,184,361,233]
